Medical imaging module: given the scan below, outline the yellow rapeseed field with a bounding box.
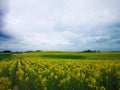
[0,52,120,90]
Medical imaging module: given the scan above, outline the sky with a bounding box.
[0,0,120,51]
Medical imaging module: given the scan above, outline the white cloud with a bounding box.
[1,0,120,51]
[61,0,120,27]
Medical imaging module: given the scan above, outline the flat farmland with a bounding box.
[0,52,120,90]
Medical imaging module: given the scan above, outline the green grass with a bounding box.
[19,51,120,60]
[1,51,120,60]
[0,53,15,61]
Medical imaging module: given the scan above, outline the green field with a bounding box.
[0,52,120,90]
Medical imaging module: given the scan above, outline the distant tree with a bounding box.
[83,50,100,52]
[97,50,100,52]
[3,50,11,53]
[26,50,34,52]
[15,51,22,54]
[83,50,94,52]
[83,50,91,52]
[35,50,42,52]
[87,50,91,52]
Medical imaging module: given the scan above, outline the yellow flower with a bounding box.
[25,76,29,82]
[54,75,58,79]
[100,86,106,90]
[41,77,47,86]
[59,79,66,86]
[0,85,5,89]
[66,76,71,82]
[50,72,54,77]
[44,87,47,90]
[116,71,120,79]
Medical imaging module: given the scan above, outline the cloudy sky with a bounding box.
[0,0,120,51]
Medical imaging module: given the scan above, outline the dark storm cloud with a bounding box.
[110,32,120,44]
[0,2,4,30]
[0,0,12,41]
[0,31,12,41]
[93,24,120,51]
[107,23,120,44]
[0,0,7,28]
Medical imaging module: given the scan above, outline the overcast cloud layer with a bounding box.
[0,0,120,51]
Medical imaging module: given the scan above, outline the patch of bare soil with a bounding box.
[13,85,18,90]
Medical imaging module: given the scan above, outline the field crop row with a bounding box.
[0,55,119,90]
[0,60,17,89]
